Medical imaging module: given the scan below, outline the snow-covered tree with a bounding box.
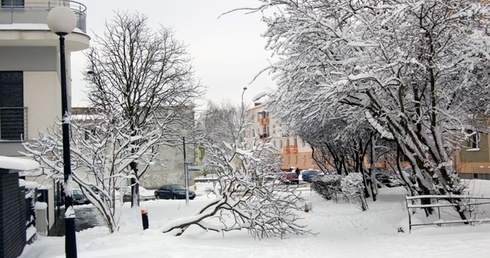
[22,110,165,233]
[197,101,243,150]
[256,0,490,219]
[84,11,204,207]
[163,101,310,238]
[162,137,310,239]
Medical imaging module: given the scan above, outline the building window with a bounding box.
[295,155,298,165]
[261,125,269,138]
[467,131,480,150]
[1,0,24,7]
[0,71,24,140]
[303,155,306,165]
[280,140,283,148]
[258,111,268,119]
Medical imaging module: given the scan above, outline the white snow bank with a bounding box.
[0,156,39,171]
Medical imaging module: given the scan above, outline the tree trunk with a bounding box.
[130,161,139,208]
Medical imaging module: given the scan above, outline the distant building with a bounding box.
[71,106,196,189]
[454,123,490,180]
[140,106,196,189]
[245,103,319,171]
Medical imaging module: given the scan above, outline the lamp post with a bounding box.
[241,87,247,117]
[180,129,189,205]
[47,6,77,258]
[239,87,247,144]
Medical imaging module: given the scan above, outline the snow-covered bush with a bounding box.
[341,173,368,211]
[311,174,343,202]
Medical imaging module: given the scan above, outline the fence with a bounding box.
[405,195,490,233]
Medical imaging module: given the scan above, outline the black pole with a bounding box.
[59,33,77,258]
[183,136,189,204]
[182,136,186,161]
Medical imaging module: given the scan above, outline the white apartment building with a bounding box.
[0,0,89,155]
[0,0,90,235]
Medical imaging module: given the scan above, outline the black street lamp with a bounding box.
[47,6,78,258]
[180,129,190,205]
[241,87,247,117]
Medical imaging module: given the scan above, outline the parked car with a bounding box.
[302,169,322,183]
[280,172,299,184]
[154,184,196,200]
[122,186,155,202]
[375,171,391,184]
[72,188,90,205]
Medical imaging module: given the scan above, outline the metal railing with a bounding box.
[406,195,490,233]
[0,0,87,32]
[0,107,27,141]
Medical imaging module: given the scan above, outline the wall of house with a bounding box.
[456,134,490,180]
[24,71,61,139]
[0,46,63,155]
[139,107,196,189]
[0,47,57,71]
[141,143,195,189]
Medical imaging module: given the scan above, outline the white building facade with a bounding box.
[0,0,90,235]
[0,0,89,155]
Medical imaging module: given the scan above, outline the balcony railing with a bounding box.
[0,107,27,141]
[0,0,87,32]
[283,146,298,154]
[259,118,269,125]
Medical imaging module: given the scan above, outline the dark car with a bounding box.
[72,188,90,205]
[154,184,196,200]
[375,172,391,184]
[302,169,322,183]
[281,172,299,184]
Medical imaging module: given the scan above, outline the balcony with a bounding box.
[0,107,27,141]
[283,146,298,154]
[259,118,269,126]
[0,0,87,32]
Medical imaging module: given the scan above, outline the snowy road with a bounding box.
[74,205,105,232]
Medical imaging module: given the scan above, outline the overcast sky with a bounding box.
[70,0,275,111]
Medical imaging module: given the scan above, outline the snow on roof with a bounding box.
[0,156,39,172]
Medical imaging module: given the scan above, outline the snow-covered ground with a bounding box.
[20,180,490,258]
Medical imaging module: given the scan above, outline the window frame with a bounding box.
[467,132,481,151]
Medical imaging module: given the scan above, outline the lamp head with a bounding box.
[47,6,77,35]
[180,129,188,138]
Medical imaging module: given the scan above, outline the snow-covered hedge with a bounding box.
[341,173,368,211]
[340,173,364,199]
[311,174,343,202]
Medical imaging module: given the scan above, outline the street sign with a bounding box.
[188,166,202,172]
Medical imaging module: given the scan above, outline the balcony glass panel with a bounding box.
[0,0,87,33]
